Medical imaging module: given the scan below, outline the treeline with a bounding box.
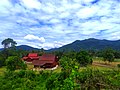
[1,38,120,68]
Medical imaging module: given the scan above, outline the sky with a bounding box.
[0,0,120,50]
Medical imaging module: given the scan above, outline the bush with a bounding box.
[117,64,120,68]
[6,56,27,71]
[76,50,93,66]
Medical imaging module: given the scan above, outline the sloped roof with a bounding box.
[22,53,40,61]
[32,60,53,66]
[28,53,38,57]
[22,57,28,60]
[40,54,55,61]
[32,54,56,66]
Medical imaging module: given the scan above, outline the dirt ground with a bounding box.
[92,61,120,68]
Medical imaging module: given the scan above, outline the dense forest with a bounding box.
[0,38,120,90]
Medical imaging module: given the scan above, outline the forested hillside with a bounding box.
[49,38,120,52]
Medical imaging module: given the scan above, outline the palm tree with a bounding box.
[1,38,17,49]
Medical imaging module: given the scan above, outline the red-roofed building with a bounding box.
[22,53,40,62]
[22,53,58,68]
[32,54,58,68]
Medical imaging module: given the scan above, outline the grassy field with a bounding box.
[93,57,120,66]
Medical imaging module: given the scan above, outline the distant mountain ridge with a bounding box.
[0,38,120,52]
[0,45,40,51]
[17,45,40,51]
[48,38,120,52]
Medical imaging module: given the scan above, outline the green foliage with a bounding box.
[60,56,79,74]
[6,56,27,71]
[64,51,77,59]
[0,56,5,67]
[0,68,120,90]
[0,47,29,67]
[53,51,64,59]
[117,64,120,68]
[102,48,115,62]
[76,50,93,66]
[114,51,120,59]
[78,68,108,89]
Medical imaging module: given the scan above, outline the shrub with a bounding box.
[6,56,27,71]
[76,50,93,66]
[117,64,120,68]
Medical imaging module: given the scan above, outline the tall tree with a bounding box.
[102,48,115,63]
[76,50,93,66]
[1,38,17,49]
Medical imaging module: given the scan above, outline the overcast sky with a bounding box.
[0,0,120,49]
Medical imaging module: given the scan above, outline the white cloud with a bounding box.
[49,19,60,23]
[41,43,55,50]
[83,0,97,3]
[24,34,45,43]
[0,0,11,8]
[59,12,70,18]
[0,0,120,49]
[41,41,67,50]
[54,41,65,48]
[21,0,41,9]
[76,6,99,19]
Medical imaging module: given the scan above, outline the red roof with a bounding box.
[32,60,53,66]
[22,53,39,61]
[22,57,28,60]
[40,54,55,61]
[28,53,38,57]
[32,54,57,66]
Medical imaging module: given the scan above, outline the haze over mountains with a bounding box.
[1,38,120,51]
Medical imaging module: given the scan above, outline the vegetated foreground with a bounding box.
[0,57,120,90]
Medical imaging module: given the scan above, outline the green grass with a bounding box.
[93,57,103,61]
[114,59,120,62]
[53,66,61,73]
[90,65,115,70]
[79,65,113,72]
[27,64,34,70]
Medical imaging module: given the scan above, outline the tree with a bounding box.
[114,50,120,59]
[6,56,27,71]
[76,50,92,66]
[1,38,17,49]
[102,48,115,63]
[60,56,79,73]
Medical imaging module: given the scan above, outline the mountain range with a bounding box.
[0,38,120,51]
[0,45,39,51]
[48,38,120,52]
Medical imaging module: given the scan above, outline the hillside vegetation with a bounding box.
[49,38,120,52]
